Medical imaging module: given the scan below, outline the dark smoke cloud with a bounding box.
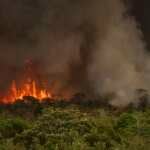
[0,0,149,106]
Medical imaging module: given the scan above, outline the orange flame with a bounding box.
[2,78,52,104]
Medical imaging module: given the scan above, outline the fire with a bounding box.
[1,59,53,104]
[2,78,52,104]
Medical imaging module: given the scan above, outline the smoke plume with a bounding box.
[0,0,149,106]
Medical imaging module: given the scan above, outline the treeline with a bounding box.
[0,90,149,119]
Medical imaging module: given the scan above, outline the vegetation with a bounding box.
[0,97,149,150]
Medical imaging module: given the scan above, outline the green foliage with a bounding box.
[0,117,29,139]
[115,113,138,136]
[0,105,149,150]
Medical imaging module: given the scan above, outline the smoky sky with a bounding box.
[0,0,150,106]
[129,0,150,49]
[0,0,149,44]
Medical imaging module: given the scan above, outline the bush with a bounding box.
[0,118,29,139]
[0,105,149,150]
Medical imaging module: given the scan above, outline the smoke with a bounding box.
[88,0,150,107]
[0,0,149,106]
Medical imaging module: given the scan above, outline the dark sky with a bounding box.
[130,0,150,48]
[0,0,149,47]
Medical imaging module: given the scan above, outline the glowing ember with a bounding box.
[2,78,52,104]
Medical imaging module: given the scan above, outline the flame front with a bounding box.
[2,78,52,104]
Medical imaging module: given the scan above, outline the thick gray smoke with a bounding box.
[0,0,149,106]
[88,0,150,107]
